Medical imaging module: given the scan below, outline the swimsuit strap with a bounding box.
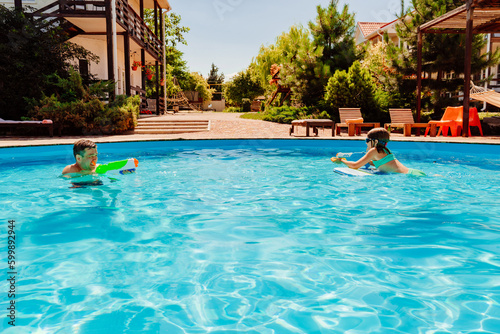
[372,153,395,168]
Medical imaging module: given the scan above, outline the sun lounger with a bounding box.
[336,108,379,136]
[384,108,431,136]
[0,118,57,137]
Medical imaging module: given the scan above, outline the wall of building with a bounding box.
[0,0,43,9]
[69,35,144,95]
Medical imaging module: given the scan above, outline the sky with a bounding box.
[168,0,402,81]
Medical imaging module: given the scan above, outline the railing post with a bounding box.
[106,0,115,100]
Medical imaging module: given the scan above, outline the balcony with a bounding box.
[41,0,163,60]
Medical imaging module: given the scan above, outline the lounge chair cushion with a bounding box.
[345,118,364,124]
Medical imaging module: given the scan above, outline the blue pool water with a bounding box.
[1,139,500,334]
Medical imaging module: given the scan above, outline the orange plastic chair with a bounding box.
[454,107,483,136]
[424,106,462,137]
[464,107,484,136]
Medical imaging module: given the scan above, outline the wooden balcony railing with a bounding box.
[58,0,163,59]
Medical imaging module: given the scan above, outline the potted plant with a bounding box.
[132,61,142,71]
[145,68,153,80]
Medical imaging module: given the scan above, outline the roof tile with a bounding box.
[357,22,387,37]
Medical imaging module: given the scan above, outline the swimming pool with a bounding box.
[1,139,500,333]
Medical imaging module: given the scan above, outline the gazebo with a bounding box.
[416,0,500,136]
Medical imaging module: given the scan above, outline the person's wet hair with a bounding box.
[367,128,390,153]
[73,139,97,158]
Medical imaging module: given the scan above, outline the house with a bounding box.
[355,19,403,47]
[480,33,500,92]
[1,0,170,114]
[355,22,389,45]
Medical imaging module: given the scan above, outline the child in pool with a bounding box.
[331,127,425,176]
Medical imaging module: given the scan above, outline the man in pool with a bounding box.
[62,139,98,175]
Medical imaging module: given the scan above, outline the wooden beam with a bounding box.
[473,15,500,31]
[422,29,467,34]
[124,32,131,96]
[463,0,474,137]
[155,60,159,115]
[105,0,114,89]
[160,7,164,44]
[154,0,158,37]
[420,4,467,32]
[141,49,146,93]
[416,28,423,123]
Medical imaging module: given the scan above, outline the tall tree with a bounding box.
[325,61,380,121]
[254,1,357,107]
[223,67,264,106]
[308,0,357,74]
[144,11,191,95]
[279,26,329,106]
[163,11,191,85]
[207,63,224,100]
[390,0,500,115]
[254,25,329,106]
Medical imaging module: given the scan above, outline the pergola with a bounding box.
[416,0,500,136]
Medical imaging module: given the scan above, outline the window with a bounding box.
[78,59,89,80]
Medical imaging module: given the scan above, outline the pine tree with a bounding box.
[325,61,380,121]
[207,63,224,100]
[254,25,328,106]
[279,26,329,106]
[253,1,357,107]
[308,0,357,74]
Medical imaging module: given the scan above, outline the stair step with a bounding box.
[137,120,209,123]
[134,119,209,134]
[137,122,208,126]
[134,129,208,134]
[136,126,208,130]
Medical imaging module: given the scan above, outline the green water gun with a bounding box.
[93,158,139,174]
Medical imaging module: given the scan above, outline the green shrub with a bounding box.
[103,95,140,134]
[223,69,264,105]
[0,6,99,120]
[324,61,382,121]
[263,106,329,124]
[224,107,243,113]
[28,69,139,135]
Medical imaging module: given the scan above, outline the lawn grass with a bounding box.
[478,111,500,120]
